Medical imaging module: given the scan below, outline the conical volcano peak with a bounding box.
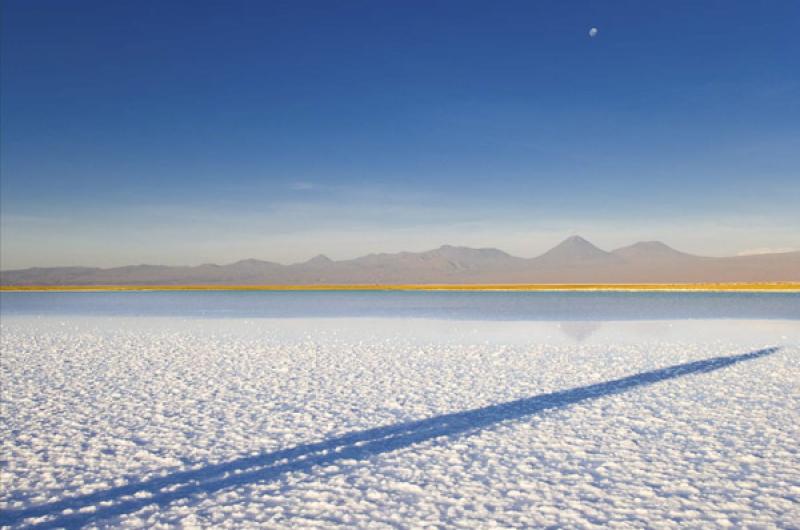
[549,235,605,253]
[304,254,333,265]
[533,235,616,266]
[564,235,591,244]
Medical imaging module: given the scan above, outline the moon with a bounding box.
[589,27,598,38]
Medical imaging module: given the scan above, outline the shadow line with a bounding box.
[0,347,778,529]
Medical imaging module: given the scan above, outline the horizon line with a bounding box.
[3,283,800,293]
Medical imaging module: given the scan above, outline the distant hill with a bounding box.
[2,237,799,285]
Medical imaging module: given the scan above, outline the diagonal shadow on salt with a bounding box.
[1,347,779,529]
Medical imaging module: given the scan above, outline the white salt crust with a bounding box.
[1,317,798,528]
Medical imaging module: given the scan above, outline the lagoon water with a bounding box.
[1,290,798,320]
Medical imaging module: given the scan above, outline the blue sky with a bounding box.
[2,0,798,268]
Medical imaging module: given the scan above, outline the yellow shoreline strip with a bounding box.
[1,283,799,292]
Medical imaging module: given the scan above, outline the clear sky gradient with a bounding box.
[2,0,798,268]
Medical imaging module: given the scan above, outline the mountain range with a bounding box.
[1,236,798,285]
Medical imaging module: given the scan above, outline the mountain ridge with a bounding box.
[2,237,798,285]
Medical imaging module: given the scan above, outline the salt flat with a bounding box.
[1,317,799,528]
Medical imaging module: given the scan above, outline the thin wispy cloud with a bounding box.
[289,181,315,191]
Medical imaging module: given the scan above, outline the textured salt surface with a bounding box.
[1,317,798,528]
